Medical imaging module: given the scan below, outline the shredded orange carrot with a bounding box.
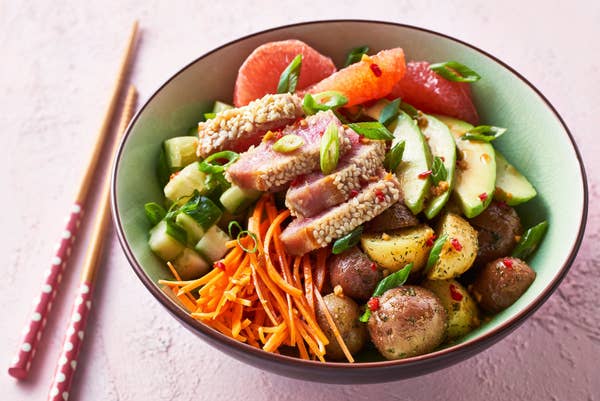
[314,288,354,363]
[303,255,315,314]
[314,249,328,292]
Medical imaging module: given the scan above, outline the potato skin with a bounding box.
[361,225,434,273]
[471,257,536,314]
[329,247,382,302]
[368,286,447,360]
[427,213,478,280]
[364,202,420,233]
[316,293,367,360]
[422,279,480,340]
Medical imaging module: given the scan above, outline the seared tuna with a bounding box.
[280,170,401,255]
[225,110,353,192]
[285,141,386,217]
[197,93,303,157]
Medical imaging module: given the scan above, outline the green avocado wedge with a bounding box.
[436,115,496,218]
[494,150,537,205]
[391,111,433,215]
[422,115,457,219]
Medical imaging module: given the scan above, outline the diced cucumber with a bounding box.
[422,115,457,219]
[164,162,208,203]
[212,101,233,113]
[195,225,231,262]
[494,151,537,205]
[390,111,432,215]
[173,248,210,280]
[219,185,261,214]
[364,99,390,121]
[438,116,496,218]
[163,136,199,170]
[175,213,205,244]
[179,194,222,230]
[148,220,186,261]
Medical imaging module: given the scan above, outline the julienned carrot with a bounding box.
[314,248,328,292]
[159,194,347,362]
[314,288,354,363]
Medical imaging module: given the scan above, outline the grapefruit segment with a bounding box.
[233,40,337,107]
[305,48,406,107]
[389,61,479,125]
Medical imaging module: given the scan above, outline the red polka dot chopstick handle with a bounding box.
[7,21,138,381]
[47,85,137,401]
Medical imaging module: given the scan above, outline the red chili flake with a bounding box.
[451,238,463,251]
[449,284,464,301]
[497,200,508,209]
[367,297,380,311]
[375,189,385,202]
[370,63,382,77]
[370,262,377,271]
[426,234,437,247]
[214,261,226,271]
[440,156,445,162]
[274,130,284,140]
[478,192,488,202]
[169,171,180,181]
[290,175,306,187]
[503,257,513,269]
[349,189,359,198]
[418,170,433,179]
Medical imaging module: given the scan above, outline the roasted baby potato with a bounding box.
[427,213,478,280]
[422,279,480,340]
[361,225,434,273]
[329,247,382,302]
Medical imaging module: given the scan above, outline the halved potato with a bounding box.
[423,279,480,340]
[361,225,434,273]
[427,213,478,280]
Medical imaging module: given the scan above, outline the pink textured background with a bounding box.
[1,1,598,400]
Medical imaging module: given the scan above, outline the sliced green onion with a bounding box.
[199,151,239,174]
[399,101,419,120]
[512,221,549,260]
[461,125,507,142]
[228,220,243,239]
[430,61,481,83]
[320,121,340,174]
[165,218,187,244]
[431,156,448,185]
[384,140,405,172]
[425,234,448,273]
[359,263,413,322]
[277,54,302,93]
[302,91,348,115]
[272,134,305,153]
[237,230,258,253]
[204,112,216,120]
[144,202,166,226]
[178,193,222,230]
[347,122,394,141]
[379,98,401,125]
[345,45,369,67]
[332,226,363,255]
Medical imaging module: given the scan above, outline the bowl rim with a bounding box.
[111,19,588,371]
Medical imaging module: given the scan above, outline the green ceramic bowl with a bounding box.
[111,20,587,383]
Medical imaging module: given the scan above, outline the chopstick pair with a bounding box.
[8,21,140,392]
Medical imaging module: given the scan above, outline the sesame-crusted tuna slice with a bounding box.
[197,93,303,157]
[280,170,401,255]
[285,141,386,217]
[225,110,353,191]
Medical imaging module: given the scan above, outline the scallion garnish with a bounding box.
[431,156,448,185]
[277,54,302,94]
[345,45,369,66]
[512,221,548,260]
[425,234,448,273]
[144,202,166,226]
[165,218,187,245]
[429,61,481,83]
[320,121,340,174]
[461,125,507,142]
[237,230,258,253]
[399,101,419,120]
[228,220,243,239]
[332,226,363,255]
[199,150,239,174]
[379,98,401,125]
[359,263,413,322]
[347,122,394,141]
[302,91,348,115]
[384,140,405,172]
[204,112,216,120]
[272,134,304,153]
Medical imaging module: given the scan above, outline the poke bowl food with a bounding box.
[112,21,587,383]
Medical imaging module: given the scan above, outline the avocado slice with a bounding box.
[436,116,496,218]
[422,115,457,219]
[494,150,536,205]
[391,111,433,215]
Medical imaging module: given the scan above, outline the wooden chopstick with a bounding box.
[8,21,139,380]
[47,85,138,401]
